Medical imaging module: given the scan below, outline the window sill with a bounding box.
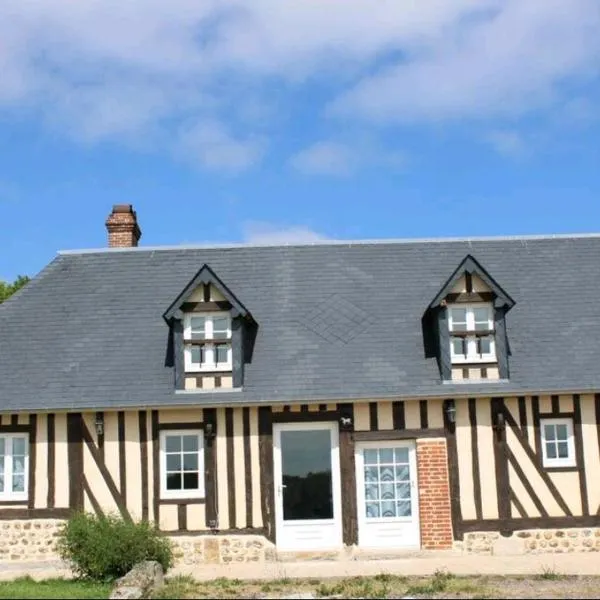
[451,357,497,364]
[185,366,233,373]
[159,497,206,504]
[443,379,509,385]
[175,387,243,394]
[0,497,28,504]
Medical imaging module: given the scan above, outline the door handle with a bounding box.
[277,484,287,496]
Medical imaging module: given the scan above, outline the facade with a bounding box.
[2,205,600,562]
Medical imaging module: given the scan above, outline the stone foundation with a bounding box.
[170,535,273,566]
[459,527,600,555]
[0,519,63,561]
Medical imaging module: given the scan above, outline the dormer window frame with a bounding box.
[183,312,232,373]
[426,254,516,382]
[448,303,496,364]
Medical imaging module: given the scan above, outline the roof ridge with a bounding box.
[57,231,600,256]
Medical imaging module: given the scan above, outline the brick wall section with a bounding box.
[416,439,454,550]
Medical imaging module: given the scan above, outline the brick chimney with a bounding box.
[105,204,142,248]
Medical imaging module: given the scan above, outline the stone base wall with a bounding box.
[0,520,63,561]
[458,528,600,555]
[170,535,273,566]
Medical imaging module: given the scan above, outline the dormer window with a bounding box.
[448,304,495,363]
[425,255,515,383]
[163,264,256,392]
[184,314,232,372]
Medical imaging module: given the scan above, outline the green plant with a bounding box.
[57,513,173,582]
[538,565,565,581]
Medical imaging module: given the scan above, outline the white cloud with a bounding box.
[290,141,356,176]
[0,0,598,165]
[484,130,529,159]
[176,121,265,172]
[290,139,408,176]
[242,222,328,245]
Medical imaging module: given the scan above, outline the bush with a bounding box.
[57,513,173,582]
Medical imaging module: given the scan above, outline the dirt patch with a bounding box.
[153,572,600,599]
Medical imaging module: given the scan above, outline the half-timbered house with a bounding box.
[1,204,600,562]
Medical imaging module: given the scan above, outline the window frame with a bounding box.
[183,313,232,372]
[159,429,205,500]
[540,418,576,468]
[448,303,496,364]
[0,433,29,502]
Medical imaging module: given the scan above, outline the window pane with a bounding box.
[0,438,4,456]
[12,438,26,456]
[365,502,380,518]
[365,466,378,482]
[183,453,198,471]
[397,500,412,517]
[381,500,396,517]
[473,307,491,329]
[190,346,204,365]
[380,466,394,482]
[364,483,379,500]
[395,482,411,500]
[0,473,3,493]
[182,435,199,452]
[394,448,409,463]
[364,449,378,465]
[544,424,556,441]
[166,454,181,472]
[395,465,410,480]
[190,317,206,340]
[379,448,394,463]
[215,345,230,364]
[452,337,466,356]
[166,473,182,490]
[557,442,569,459]
[479,337,492,355]
[546,442,557,459]
[12,474,25,493]
[380,482,394,500]
[556,424,568,441]
[212,317,229,339]
[165,436,182,453]
[183,472,199,490]
[450,308,467,329]
[13,457,25,474]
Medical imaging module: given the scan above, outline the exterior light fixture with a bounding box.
[444,399,456,424]
[95,413,104,436]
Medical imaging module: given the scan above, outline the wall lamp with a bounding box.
[444,399,456,424]
[95,413,104,436]
[204,422,216,440]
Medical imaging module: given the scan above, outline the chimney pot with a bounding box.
[105,204,142,248]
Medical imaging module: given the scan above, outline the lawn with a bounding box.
[152,570,600,599]
[0,576,111,599]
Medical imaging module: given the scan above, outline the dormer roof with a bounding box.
[428,254,515,310]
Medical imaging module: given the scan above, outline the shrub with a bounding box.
[57,513,173,582]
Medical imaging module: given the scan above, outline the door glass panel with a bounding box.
[362,445,412,519]
[281,429,333,521]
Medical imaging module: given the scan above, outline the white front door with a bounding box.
[273,422,342,551]
[355,440,420,549]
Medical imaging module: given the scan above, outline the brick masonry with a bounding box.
[416,438,454,550]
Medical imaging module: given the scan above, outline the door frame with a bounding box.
[354,439,420,549]
[272,421,343,550]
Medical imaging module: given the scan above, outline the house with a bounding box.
[1,204,600,563]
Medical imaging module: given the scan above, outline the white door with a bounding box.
[355,441,420,549]
[273,422,342,551]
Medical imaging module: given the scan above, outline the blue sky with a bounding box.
[1,0,600,281]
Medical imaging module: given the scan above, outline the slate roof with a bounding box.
[2,234,600,412]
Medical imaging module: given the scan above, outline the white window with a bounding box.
[183,313,232,372]
[541,418,576,468]
[448,304,495,363]
[159,430,205,499]
[0,434,29,501]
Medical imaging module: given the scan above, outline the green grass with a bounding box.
[0,577,110,599]
[537,565,567,581]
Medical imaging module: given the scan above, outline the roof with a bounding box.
[2,233,600,412]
